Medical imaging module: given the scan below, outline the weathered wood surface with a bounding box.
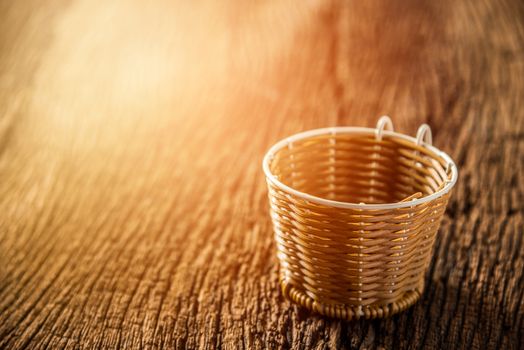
[1,0,523,348]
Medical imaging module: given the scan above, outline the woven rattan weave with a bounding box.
[263,117,457,320]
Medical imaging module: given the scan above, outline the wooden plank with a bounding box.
[0,0,523,348]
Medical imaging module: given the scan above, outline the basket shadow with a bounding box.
[286,276,517,349]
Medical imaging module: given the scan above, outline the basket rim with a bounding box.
[262,126,458,210]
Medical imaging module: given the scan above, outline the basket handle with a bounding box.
[416,124,433,146]
[375,115,394,141]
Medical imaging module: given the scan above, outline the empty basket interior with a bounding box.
[268,133,451,205]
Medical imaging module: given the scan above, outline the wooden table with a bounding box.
[1,0,523,348]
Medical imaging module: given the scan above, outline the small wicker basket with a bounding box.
[263,116,458,320]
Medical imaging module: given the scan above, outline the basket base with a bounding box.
[281,279,422,320]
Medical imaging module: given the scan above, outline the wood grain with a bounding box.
[0,0,523,348]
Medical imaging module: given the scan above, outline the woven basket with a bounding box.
[263,116,458,320]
